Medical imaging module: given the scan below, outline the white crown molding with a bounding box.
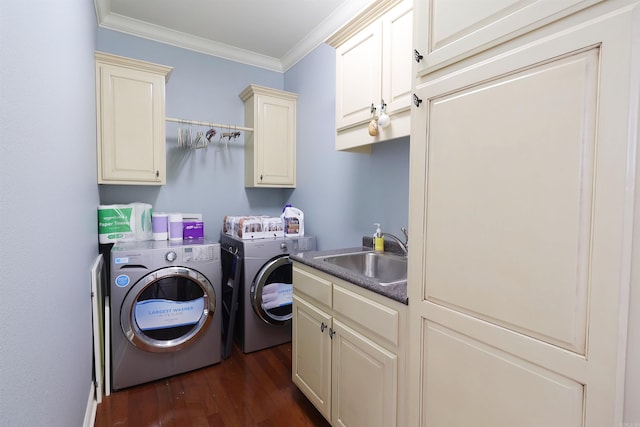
[94,0,377,73]
[97,11,283,72]
[281,0,377,71]
[93,0,109,24]
[326,0,401,47]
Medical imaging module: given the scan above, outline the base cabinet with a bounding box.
[292,262,406,427]
[293,294,332,419]
[331,319,397,427]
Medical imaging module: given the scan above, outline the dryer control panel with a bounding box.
[287,236,316,252]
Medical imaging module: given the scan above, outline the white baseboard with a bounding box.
[83,381,97,427]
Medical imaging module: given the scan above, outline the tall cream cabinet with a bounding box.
[95,52,172,185]
[240,84,297,188]
[328,0,412,152]
[408,1,639,426]
[412,0,602,77]
[292,262,408,427]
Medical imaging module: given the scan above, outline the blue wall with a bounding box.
[0,15,409,426]
[285,44,410,249]
[97,29,289,233]
[97,29,409,250]
[0,1,99,425]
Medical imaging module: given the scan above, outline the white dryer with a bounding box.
[109,239,221,390]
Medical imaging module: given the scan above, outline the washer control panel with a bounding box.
[182,245,215,262]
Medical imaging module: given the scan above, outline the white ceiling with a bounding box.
[94,0,376,72]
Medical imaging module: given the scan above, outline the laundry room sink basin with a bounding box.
[316,251,407,286]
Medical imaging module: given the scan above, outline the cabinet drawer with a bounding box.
[293,266,332,307]
[333,284,399,347]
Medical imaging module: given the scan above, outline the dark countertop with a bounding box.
[290,246,408,305]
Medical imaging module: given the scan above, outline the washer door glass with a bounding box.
[121,266,215,352]
[251,256,292,325]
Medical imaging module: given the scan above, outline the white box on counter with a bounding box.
[223,215,283,239]
[262,216,284,238]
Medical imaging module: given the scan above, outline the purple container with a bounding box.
[152,213,168,240]
[168,214,183,241]
[183,221,204,240]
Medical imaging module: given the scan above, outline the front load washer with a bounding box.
[220,233,316,354]
[109,239,221,390]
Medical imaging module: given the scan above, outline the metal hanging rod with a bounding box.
[166,117,253,132]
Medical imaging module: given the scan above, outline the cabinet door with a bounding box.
[292,295,332,421]
[97,63,166,184]
[254,93,296,187]
[382,0,413,115]
[408,7,637,426]
[241,84,297,188]
[332,319,398,427]
[413,0,601,77]
[335,20,382,131]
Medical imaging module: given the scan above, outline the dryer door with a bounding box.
[251,255,292,326]
[121,266,216,352]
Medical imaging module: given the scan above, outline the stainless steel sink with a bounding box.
[316,251,407,286]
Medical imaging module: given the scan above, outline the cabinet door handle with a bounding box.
[320,322,327,333]
[413,94,423,108]
[329,328,335,340]
[260,174,263,181]
[414,49,424,63]
[370,103,376,114]
[155,170,160,178]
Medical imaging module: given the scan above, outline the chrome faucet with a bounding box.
[381,227,408,255]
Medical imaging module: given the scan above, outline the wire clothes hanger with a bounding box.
[168,118,247,150]
[166,117,252,132]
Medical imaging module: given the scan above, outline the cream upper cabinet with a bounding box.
[408,3,639,426]
[95,52,172,185]
[240,84,297,188]
[335,20,382,132]
[330,0,413,151]
[292,263,408,427]
[412,0,602,77]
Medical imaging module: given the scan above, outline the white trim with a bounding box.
[94,0,377,72]
[98,12,284,72]
[326,0,402,47]
[281,0,378,71]
[90,253,105,405]
[105,296,111,396]
[83,381,97,427]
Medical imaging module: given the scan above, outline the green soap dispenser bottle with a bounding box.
[373,223,384,252]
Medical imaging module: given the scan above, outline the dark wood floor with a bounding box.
[95,342,330,427]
